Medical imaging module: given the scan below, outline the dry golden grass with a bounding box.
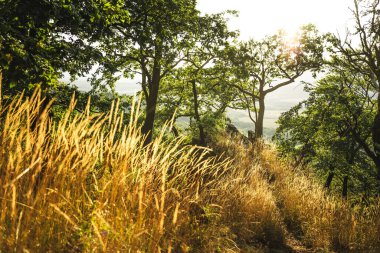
[1,90,379,252]
[260,147,380,252]
[209,136,286,250]
[0,91,238,252]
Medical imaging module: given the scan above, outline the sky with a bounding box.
[197,0,354,39]
[72,0,355,136]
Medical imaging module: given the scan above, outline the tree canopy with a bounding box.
[274,69,377,197]
[226,24,324,138]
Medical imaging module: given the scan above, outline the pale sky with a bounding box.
[197,0,354,39]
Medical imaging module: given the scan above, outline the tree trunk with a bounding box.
[191,80,206,146]
[255,96,265,138]
[141,57,161,146]
[342,176,348,200]
[142,72,160,145]
[324,171,334,190]
[141,62,147,97]
[372,96,380,184]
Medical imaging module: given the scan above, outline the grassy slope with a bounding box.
[0,92,379,252]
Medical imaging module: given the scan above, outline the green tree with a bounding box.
[328,0,380,184]
[157,13,237,145]
[274,70,377,198]
[0,0,128,101]
[94,0,200,144]
[228,25,324,138]
[158,61,234,146]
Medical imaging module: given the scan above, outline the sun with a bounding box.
[278,28,301,51]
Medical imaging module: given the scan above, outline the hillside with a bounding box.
[1,93,379,252]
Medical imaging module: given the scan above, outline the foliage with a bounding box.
[326,0,380,184]
[274,69,378,197]
[274,0,380,196]
[91,0,204,143]
[156,12,238,145]
[226,24,325,137]
[47,84,133,122]
[0,0,128,94]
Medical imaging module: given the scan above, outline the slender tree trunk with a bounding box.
[255,96,265,138]
[142,54,161,146]
[142,71,160,145]
[191,80,206,146]
[342,176,348,200]
[324,171,334,190]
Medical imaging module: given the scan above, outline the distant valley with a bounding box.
[69,77,309,138]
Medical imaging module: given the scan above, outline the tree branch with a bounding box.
[263,78,296,95]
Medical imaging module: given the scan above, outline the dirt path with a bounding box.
[283,230,314,253]
[258,155,316,253]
